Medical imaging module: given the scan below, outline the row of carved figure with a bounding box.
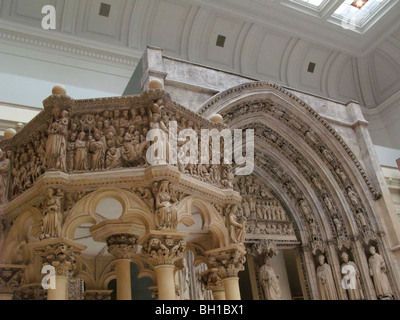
[0,98,234,202]
[257,246,393,301]
[315,247,393,300]
[246,221,294,236]
[237,198,288,221]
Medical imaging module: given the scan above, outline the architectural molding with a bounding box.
[0,20,140,68]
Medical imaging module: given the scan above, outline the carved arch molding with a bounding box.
[200,81,399,300]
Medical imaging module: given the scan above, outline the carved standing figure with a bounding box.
[347,187,359,208]
[259,257,282,300]
[46,108,69,171]
[227,205,246,244]
[316,254,338,300]
[41,187,62,238]
[368,246,393,299]
[0,151,11,203]
[74,132,88,171]
[340,252,364,300]
[154,181,178,230]
[89,130,106,170]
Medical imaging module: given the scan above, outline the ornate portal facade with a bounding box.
[0,47,399,300]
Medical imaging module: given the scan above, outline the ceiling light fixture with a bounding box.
[351,0,368,9]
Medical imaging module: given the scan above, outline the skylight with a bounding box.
[291,0,327,9]
[332,0,390,28]
[296,0,325,6]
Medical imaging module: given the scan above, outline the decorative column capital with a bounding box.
[31,238,86,277]
[0,264,25,295]
[107,234,139,260]
[199,268,224,293]
[206,245,246,279]
[141,231,187,267]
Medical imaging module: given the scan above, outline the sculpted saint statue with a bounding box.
[155,181,178,230]
[259,257,282,300]
[316,254,339,300]
[74,132,88,171]
[89,130,106,170]
[340,252,364,300]
[368,246,393,299]
[46,108,69,171]
[41,188,62,238]
[0,151,11,203]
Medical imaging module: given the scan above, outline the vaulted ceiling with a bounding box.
[1,0,400,108]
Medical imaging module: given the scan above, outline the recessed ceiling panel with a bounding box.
[206,16,244,68]
[256,32,292,81]
[300,45,332,91]
[150,0,190,55]
[85,0,126,38]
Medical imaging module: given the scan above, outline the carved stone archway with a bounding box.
[200,81,400,300]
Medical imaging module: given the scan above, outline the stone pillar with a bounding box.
[91,222,141,301]
[107,234,139,300]
[206,245,246,301]
[31,238,86,301]
[200,268,226,300]
[0,264,25,300]
[141,232,187,300]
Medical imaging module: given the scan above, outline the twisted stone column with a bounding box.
[141,233,186,300]
[206,245,246,300]
[107,234,138,300]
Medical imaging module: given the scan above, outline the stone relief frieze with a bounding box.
[234,176,296,241]
[0,91,234,203]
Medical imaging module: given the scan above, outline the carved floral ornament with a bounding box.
[0,89,236,203]
[34,242,81,276]
[107,234,139,260]
[207,247,247,279]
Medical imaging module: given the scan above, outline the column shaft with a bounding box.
[213,290,226,300]
[115,259,132,300]
[222,277,241,300]
[155,265,176,300]
[47,275,68,300]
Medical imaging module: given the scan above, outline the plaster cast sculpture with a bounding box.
[259,257,282,300]
[316,254,338,300]
[368,246,393,300]
[340,251,364,300]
